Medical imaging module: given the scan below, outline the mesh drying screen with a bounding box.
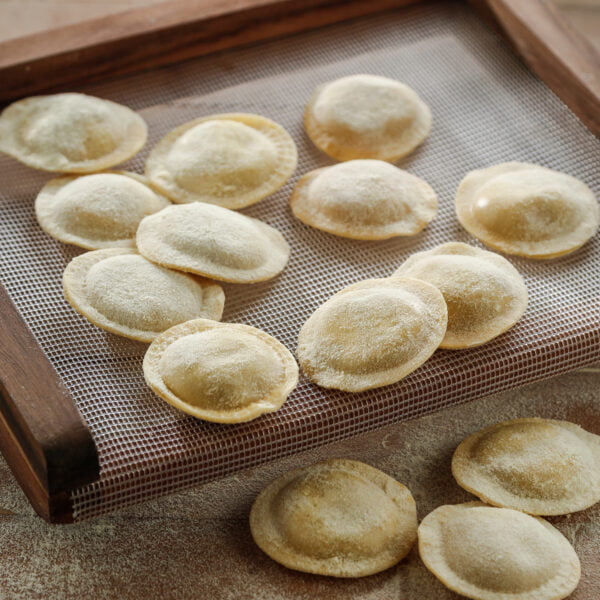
[1,1,598,521]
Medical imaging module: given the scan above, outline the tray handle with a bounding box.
[471,0,600,138]
[0,283,99,523]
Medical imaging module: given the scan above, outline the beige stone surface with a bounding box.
[551,0,600,52]
[0,370,598,599]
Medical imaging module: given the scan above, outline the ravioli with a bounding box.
[250,459,417,577]
[418,502,581,600]
[36,172,170,249]
[455,162,599,259]
[136,203,290,283]
[297,277,447,392]
[393,242,527,349]
[0,93,147,173]
[452,418,600,515]
[290,160,437,239]
[143,319,298,423]
[304,74,431,162]
[63,248,224,342]
[145,113,297,208]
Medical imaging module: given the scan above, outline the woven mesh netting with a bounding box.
[0,1,598,520]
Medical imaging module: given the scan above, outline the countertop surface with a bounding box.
[1,370,599,599]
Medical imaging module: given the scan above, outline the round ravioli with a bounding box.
[36,172,170,249]
[418,502,581,600]
[455,162,599,259]
[290,160,437,239]
[304,74,431,162]
[452,418,600,515]
[136,203,290,283]
[393,242,527,349]
[63,248,224,342]
[145,113,297,208]
[143,319,298,422]
[0,93,147,173]
[297,277,447,392]
[250,459,417,577]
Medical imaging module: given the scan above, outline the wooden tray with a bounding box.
[0,0,598,524]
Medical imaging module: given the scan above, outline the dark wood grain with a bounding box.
[0,283,99,522]
[0,0,420,103]
[0,408,75,523]
[474,0,600,138]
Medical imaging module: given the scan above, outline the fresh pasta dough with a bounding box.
[452,418,600,515]
[63,248,224,342]
[418,502,581,600]
[145,113,297,208]
[290,160,437,239]
[304,74,431,162]
[36,172,170,249]
[0,93,147,173]
[297,277,447,392]
[136,203,290,283]
[455,162,599,259]
[393,242,527,349]
[143,319,298,423]
[250,459,417,577]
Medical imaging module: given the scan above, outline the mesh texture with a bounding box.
[0,1,598,520]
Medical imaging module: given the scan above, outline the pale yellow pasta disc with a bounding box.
[455,162,599,259]
[63,248,224,342]
[0,93,147,173]
[143,319,298,423]
[36,171,170,250]
[290,160,437,239]
[297,277,447,392]
[250,459,417,577]
[145,113,297,208]
[136,203,290,283]
[393,242,527,349]
[418,502,581,600]
[452,418,600,515]
[304,74,431,162]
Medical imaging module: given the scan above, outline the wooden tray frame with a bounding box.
[0,0,598,523]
